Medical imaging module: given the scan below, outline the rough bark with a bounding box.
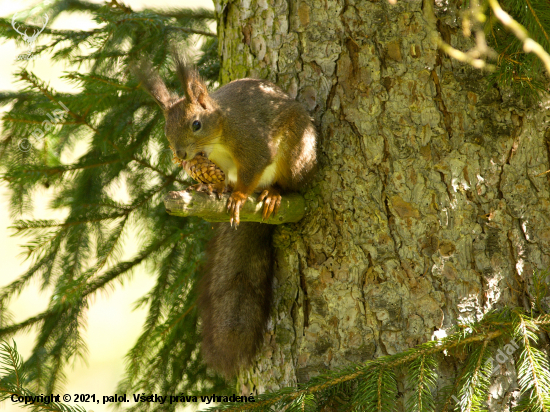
[213,0,550,408]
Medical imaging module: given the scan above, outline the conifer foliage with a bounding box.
[486,0,550,97]
[198,308,550,411]
[0,0,226,408]
[2,308,550,411]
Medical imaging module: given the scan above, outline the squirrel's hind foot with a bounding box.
[227,191,248,227]
[258,187,282,220]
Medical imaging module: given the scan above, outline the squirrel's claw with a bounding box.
[258,188,282,221]
[186,183,210,193]
[209,182,230,199]
[186,182,229,199]
[227,191,247,227]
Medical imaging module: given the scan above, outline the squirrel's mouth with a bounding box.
[174,151,207,168]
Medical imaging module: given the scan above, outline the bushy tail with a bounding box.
[199,222,275,378]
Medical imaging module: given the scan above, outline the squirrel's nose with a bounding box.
[175,149,187,160]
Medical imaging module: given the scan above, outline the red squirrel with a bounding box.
[135,56,317,377]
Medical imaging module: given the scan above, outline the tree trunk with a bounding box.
[213,0,550,408]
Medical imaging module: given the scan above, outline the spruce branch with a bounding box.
[407,355,437,412]
[488,0,550,75]
[130,156,187,184]
[0,269,37,307]
[82,232,178,295]
[431,0,550,99]
[18,72,81,120]
[151,8,215,21]
[0,0,222,399]
[0,18,101,39]
[457,339,492,412]
[166,25,216,37]
[2,308,550,412]
[0,311,54,340]
[513,311,550,412]
[2,158,123,183]
[206,310,550,412]
[205,326,505,411]
[1,342,86,412]
[95,214,128,271]
[63,73,135,90]
[437,40,496,70]
[440,344,479,412]
[0,232,176,340]
[525,0,550,44]
[12,214,126,230]
[1,117,80,126]
[0,340,24,389]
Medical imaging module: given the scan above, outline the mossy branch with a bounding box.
[164,190,307,224]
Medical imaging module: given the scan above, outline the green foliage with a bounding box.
[3,309,549,411]
[0,0,227,409]
[407,355,437,412]
[512,312,550,412]
[353,366,398,412]
[456,341,492,412]
[190,308,550,412]
[0,340,86,412]
[485,0,550,100]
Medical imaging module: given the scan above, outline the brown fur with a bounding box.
[133,55,317,377]
[199,222,274,377]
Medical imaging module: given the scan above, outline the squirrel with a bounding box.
[134,56,317,378]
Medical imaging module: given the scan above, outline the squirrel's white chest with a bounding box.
[207,145,277,190]
[257,163,278,188]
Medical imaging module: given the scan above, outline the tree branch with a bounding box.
[164,190,308,224]
[488,0,550,75]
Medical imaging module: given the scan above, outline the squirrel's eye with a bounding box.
[192,120,201,132]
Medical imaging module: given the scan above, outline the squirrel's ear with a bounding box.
[173,54,211,110]
[131,60,172,111]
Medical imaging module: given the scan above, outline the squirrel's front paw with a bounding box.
[186,183,211,193]
[186,182,229,199]
[227,191,248,227]
[258,187,282,220]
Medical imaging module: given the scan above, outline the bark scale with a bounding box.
[213,0,550,408]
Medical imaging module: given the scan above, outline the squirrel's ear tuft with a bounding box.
[173,51,211,110]
[131,60,172,111]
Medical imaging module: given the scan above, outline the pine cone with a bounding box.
[173,152,225,184]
